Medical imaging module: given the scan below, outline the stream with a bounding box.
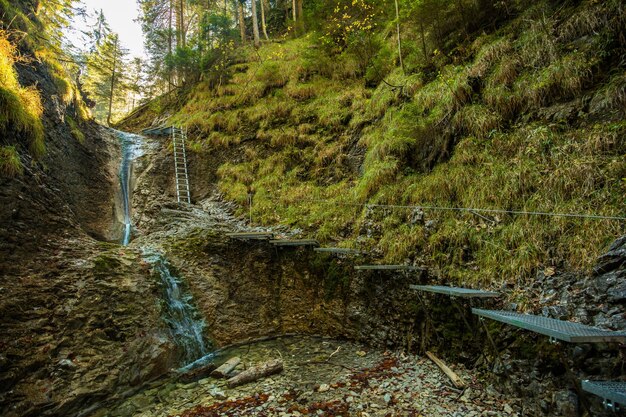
[116,130,210,368]
[143,250,210,365]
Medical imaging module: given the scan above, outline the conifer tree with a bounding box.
[83,33,129,124]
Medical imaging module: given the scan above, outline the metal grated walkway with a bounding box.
[270,239,319,247]
[314,247,364,255]
[472,309,626,343]
[354,265,423,271]
[582,380,626,409]
[411,285,499,298]
[172,127,191,204]
[226,232,274,240]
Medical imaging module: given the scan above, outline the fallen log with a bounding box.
[426,351,466,389]
[226,359,283,388]
[210,357,241,378]
[179,362,217,383]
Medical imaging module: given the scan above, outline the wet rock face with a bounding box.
[1,59,120,260]
[0,55,153,417]
[0,242,174,417]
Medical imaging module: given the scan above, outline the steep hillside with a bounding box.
[0,1,119,248]
[134,0,626,288]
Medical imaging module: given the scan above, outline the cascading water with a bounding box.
[143,250,210,366]
[115,129,211,368]
[117,131,144,246]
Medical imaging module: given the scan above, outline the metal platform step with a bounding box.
[354,265,423,271]
[582,380,626,410]
[314,247,364,255]
[226,232,274,240]
[472,309,626,343]
[142,126,175,136]
[270,239,319,247]
[410,285,499,298]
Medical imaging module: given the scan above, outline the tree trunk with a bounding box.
[226,359,283,388]
[426,351,466,389]
[394,0,404,74]
[292,0,296,22]
[179,0,186,48]
[107,37,118,126]
[211,357,241,378]
[175,0,181,48]
[179,361,217,383]
[296,0,303,29]
[260,0,269,40]
[251,0,260,48]
[168,0,173,91]
[238,1,246,43]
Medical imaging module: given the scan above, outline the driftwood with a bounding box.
[226,359,283,388]
[179,362,217,383]
[210,357,241,378]
[426,351,466,389]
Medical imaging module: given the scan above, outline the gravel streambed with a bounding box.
[103,336,520,417]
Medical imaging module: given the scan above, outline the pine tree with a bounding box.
[83,33,129,124]
[89,9,110,50]
[125,57,145,112]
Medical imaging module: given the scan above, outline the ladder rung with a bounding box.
[172,128,191,204]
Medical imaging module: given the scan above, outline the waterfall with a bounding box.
[115,130,210,368]
[143,250,210,366]
[117,131,144,246]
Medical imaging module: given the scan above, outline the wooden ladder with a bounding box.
[172,127,191,204]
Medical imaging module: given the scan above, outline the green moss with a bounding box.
[66,115,85,143]
[0,87,45,157]
[52,72,72,104]
[93,254,122,274]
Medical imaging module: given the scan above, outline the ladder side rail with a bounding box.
[181,129,191,203]
[172,128,181,203]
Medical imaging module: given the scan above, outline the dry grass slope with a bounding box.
[171,0,625,286]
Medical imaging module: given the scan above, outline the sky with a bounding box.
[69,0,146,58]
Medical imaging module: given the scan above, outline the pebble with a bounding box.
[107,336,519,417]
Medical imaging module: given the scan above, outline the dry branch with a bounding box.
[426,351,466,389]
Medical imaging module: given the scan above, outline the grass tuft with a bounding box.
[590,73,626,116]
[0,145,22,177]
[0,30,45,157]
[453,104,500,138]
